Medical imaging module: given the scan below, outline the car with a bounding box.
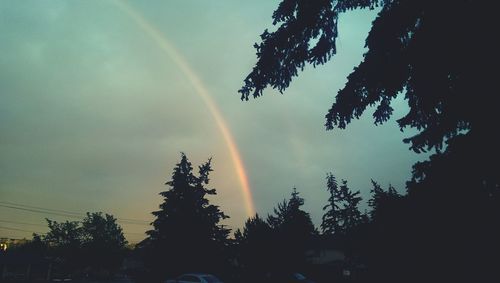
[264,272,316,283]
[165,273,223,283]
[290,273,316,283]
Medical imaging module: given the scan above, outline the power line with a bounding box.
[0,201,84,217]
[0,203,150,226]
[0,201,150,241]
[0,219,146,236]
[0,201,150,224]
[0,225,44,234]
[0,219,47,227]
[0,223,144,238]
[0,204,84,219]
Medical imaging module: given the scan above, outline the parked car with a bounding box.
[165,273,223,283]
[264,272,316,283]
[290,273,316,283]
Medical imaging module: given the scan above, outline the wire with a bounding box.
[0,225,44,234]
[0,219,47,227]
[0,224,144,237]
[0,203,150,226]
[0,220,148,235]
[0,201,150,224]
[0,201,150,240]
[0,201,84,217]
[0,203,78,217]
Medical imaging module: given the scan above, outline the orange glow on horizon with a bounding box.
[113,0,256,217]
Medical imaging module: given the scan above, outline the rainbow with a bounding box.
[112,0,256,217]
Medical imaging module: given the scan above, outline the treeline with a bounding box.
[7,151,500,283]
[133,153,327,282]
[133,153,500,283]
[6,212,128,280]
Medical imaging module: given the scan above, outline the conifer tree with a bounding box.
[267,188,315,272]
[143,153,230,277]
[321,173,341,235]
[321,173,364,235]
[234,214,272,281]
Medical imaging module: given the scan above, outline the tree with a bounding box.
[321,173,341,235]
[268,188,315,235]
[43,219,84,274]
[321,173,364,235]
[141,153,230,279]
[7,233,47,255]
[368,180,403,222]
[339,180,365,232]
[234,214,273,282]
[266,188,316,272]
[42,213,127,278]
[80,212,127,275]
[240,3,499,279]
[44,220,82,248]
[239,0,499,190]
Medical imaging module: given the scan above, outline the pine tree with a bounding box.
[339,180,364,233]
[240,2,499,279]
[321,173,364,235]
[234,214,272,280]
[321,173,341,235]
[267,188,316,272]
[368,180,403,222]
[142,153,230,277]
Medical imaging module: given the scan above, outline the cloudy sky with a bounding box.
[0,0,426,242]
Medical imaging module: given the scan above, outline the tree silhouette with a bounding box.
[140,153,230,279]
[338,180,365,233]
[41,213,127,278]
[44,219,82,249]
[234,214,273,282]
[80,212,127,277]
[44,219,84,274]
[322,173,364,236]
[368,180,402,222]
[321,173,340,235]
[266,188,316,273]
[240,3,499,280]
[240,0,498,189]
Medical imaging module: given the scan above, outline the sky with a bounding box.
[0,0,426,243]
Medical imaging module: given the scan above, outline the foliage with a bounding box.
[140,153,230,278]
[241,0,495,149]
[81,212,127,248]
[240,3,500,279]
[44,220,83,249]
[240,0,499,193]
[321,173,365,235]
[266,188,316,272]
[40,213,127,277]
[233,214,273,281]
[81,212,128,273]
[368,180,402,221]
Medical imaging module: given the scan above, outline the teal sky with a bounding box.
[0,0,425,242]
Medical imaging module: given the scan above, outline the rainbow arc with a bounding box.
[113,0,256,217]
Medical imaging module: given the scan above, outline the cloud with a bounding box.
[0,1,426,240]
